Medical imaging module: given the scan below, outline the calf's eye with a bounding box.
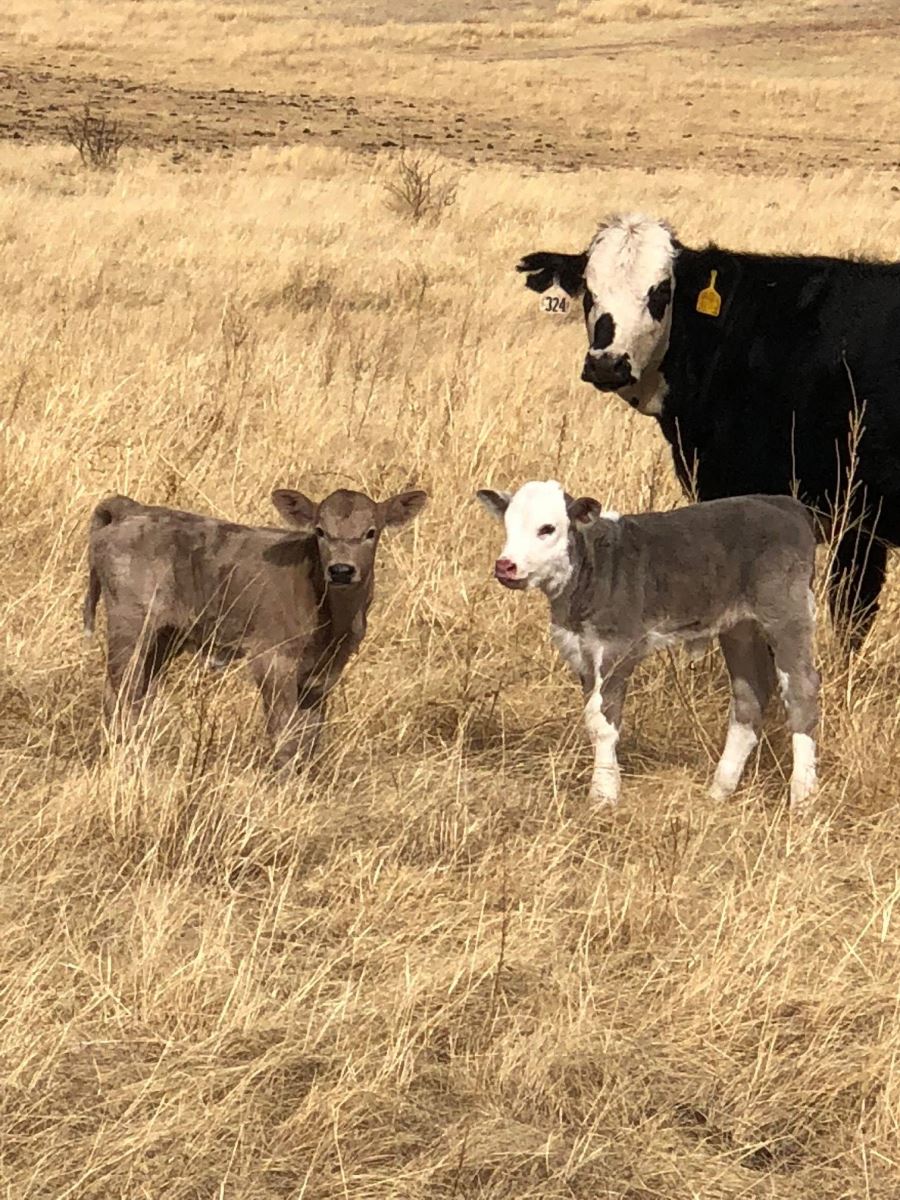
[365,528,377,540]
[538,524,556,537]
[314,526,325,538]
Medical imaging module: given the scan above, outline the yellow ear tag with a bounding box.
[696,269,722,317]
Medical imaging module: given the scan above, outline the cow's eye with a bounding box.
[365,528,377,540]
[314,526,325,538]
[538,524,556,537]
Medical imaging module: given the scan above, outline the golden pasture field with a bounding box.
[2,2,900,1196]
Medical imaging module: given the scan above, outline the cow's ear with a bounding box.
[568,496,603,526]
[516,251,588,297]
[381,489,428,530]
[272,488,317,530]
[476,489,512,521]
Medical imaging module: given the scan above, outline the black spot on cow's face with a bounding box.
[647,277,672,321]
[591,312,615,350]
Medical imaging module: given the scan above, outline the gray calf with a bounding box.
[84,486,427,765]
[477,480,819,809]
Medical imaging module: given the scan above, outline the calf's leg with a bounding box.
[103,621,176,732]
[766,617,820,809]
[711,621,775,800]
[583,662,631,807]
[251,653,320,771]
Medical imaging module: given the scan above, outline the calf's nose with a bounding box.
[495,557,517,578]
[328,563,356,585]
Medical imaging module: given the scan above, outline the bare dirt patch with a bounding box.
[1,1,898,174]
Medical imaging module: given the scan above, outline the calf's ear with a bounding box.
[568,496,604,526]
[475,489,512,520]
[381,489,428,529]
[516,251,588,297]
[272,489,317,530]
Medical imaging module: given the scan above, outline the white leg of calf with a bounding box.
[710,717,758,800]
[790,732,818,809]
[584,691,620,806]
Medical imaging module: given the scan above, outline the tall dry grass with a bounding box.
[2,56,900,1200]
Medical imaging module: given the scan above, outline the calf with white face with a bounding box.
[490,480,574,596]
[477,480,820,810]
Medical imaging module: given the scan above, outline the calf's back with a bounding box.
[565,495,815,640]
[87,496,322,654]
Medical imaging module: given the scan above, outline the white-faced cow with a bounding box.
[477,480,819,810]
[518,213,900,647]
[84,487,427,766]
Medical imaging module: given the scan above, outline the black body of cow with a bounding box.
[520,240,900,645]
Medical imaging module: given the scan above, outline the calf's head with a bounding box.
[517,214,677,410]
[272,486,427,586]
[476,480,603,596]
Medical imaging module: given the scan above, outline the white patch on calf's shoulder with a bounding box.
[550,623,585,678]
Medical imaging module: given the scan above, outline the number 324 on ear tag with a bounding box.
[540,287,570,315]
[696,269,722,317]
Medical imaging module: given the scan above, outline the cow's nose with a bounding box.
[582,352,633,388]
[328,563,356,585]
[495,557,517,578]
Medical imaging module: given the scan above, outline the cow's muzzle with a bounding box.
[328,563,357,586]
[581,352,635,390]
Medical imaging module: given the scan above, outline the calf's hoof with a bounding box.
[789,775,818,812]
[708,777,737,802]
[589,785,620,809]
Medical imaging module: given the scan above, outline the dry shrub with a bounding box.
[64,103,127,171]
[581,0,692,19]
[383,149,458,225]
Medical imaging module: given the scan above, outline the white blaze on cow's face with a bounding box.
[581,215,676,401]
[477,480,573,596]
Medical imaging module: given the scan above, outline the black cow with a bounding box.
[518,213,900,646]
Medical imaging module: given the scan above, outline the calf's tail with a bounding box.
[83,494,141,636]
[83,566,102,637]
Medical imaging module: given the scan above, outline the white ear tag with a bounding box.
[539,285,570,316]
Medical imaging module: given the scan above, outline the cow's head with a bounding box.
[517,214,677,414]
[272,487,427,586]
[476,480,604,597]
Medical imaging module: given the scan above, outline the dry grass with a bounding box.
[2,2,900,1196]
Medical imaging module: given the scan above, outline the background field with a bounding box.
[2,2,900,1197]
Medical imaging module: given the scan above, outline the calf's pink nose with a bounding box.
[495,557,517,577]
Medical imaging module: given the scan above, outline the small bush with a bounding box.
[64,104,127,171]
[383,149,458,225]
[274,268,334,315]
